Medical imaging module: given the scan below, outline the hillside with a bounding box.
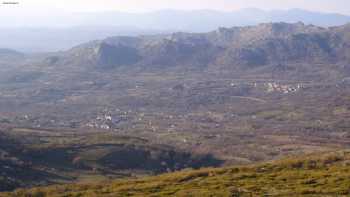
[0,127,221,192]
[2,150,350,196]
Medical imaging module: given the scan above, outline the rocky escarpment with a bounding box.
[43,22,350,70]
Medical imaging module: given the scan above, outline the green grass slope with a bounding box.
[2,150,350,197]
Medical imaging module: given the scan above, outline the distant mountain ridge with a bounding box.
[1,8,350,52]
[0,48,24,61]
[46,22,350,73]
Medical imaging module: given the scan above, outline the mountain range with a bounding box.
[43,22,350,79]
[1,8,350,52]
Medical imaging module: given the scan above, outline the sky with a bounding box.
[0,0,349,27]
[0,0,349,15]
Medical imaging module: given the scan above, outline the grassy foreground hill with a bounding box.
[2,150,350,197]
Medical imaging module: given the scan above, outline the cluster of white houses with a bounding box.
[265,82,303,94]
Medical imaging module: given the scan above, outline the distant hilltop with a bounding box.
[1,8,350,52]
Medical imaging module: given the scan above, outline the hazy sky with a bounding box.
[0,0,349,15]
[0,0,349,27]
